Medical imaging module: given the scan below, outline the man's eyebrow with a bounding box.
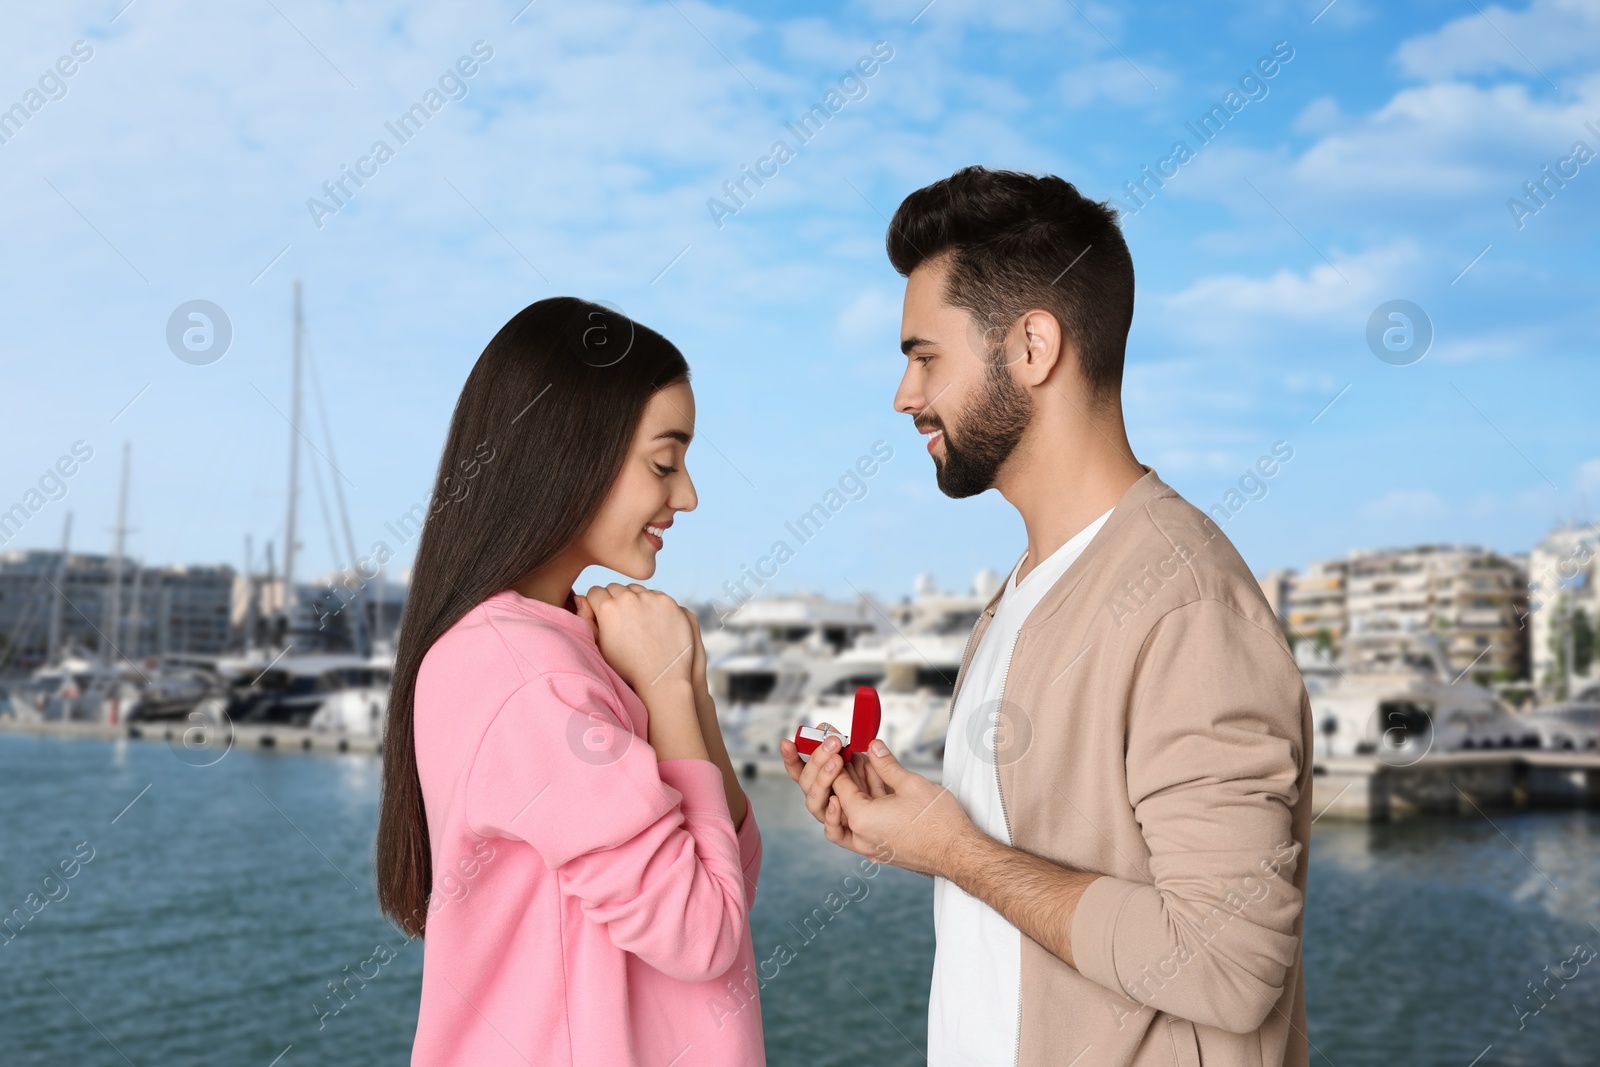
[901,335,937,355]
[652,429,692,444]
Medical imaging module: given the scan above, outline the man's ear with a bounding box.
[1014,309,1063,387]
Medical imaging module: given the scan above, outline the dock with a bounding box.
[1313,751,1600,821]
[7,718,1598,817]
[0,716,381,755]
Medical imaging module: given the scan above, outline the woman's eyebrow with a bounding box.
[652,429,692,444]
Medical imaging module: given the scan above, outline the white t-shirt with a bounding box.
[928,507,1114,1066]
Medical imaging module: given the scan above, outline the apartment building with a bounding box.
[1527,523,1599,698]
[0,549,234,668]
[1256,567,1296,626]
[1285,546,1527,685]
[1287,558,1348,654]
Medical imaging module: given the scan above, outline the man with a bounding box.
[780,166,1313,1067]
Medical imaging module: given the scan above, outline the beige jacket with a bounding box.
[950,465,1313,1067]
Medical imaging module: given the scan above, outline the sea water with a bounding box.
[0,734,1596,1066]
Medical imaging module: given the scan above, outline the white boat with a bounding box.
[6,651,121,722]
[1529,681,1600,751]
[710,571,998,769]
[306,651,393,738]
[215,652,391,730]
[705,593,885,761]
[4,645,219,725]
[795,639,961,771]
[1309,634,1537,762]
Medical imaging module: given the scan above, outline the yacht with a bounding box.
[6,651,120,722]
[216,652,391,729]
[703,593,884,761]
[5,645,220,724]
[1309,634,1538,761]
[1529,681,1600,751]
[795,636,960,771]
[306,651,394,738]
[712,571,999,769]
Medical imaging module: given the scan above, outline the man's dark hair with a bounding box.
[886,166,1134,411]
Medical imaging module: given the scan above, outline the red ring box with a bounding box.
[792,686,881,762]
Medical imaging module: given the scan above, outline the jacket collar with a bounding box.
[1016,463,1169,632]
[948,466,1161,711]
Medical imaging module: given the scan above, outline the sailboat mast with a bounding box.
[305,330,370,658]
[282,279,303,648]
[47,512,72,662]
[102,442,131,666]
[264,539,276,642]
[373,563,387,652]
[127,557,143,660]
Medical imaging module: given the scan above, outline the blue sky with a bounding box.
[1,0,1596,607]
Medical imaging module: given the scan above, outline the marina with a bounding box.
[7,574,1600,824]
[6,519,1600,822]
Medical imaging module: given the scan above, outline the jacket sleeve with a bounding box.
[464,671,749,983]
[1069,598,1307,1035]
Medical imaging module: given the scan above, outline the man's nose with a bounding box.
[893,370,920,416]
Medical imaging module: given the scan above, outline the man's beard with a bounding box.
[928,357,1033,498]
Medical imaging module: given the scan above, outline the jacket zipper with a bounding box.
[994,629,1022,1067]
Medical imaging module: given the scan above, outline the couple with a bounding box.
[376,166,1314,1067]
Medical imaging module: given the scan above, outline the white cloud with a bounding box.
[1288,94,1351,135]
[1159,240,1422,339]
[1284,77,1600,202]
[1395,0,1600,82]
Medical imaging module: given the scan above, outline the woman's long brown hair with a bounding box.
[376,296,689,937]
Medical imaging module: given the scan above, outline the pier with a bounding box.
[0,717,381,756]
[7,718,1600,818]
[1313,751,1600,821]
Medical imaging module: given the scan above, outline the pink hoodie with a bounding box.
[410,587,765,1066]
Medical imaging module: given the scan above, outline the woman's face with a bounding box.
[575,381,698,580]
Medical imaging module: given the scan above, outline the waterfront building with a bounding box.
[1256,567,1296,626]
[1342,545,1526,685]
[1527,523,1600,699]
[1287,558,1348,655]
[0,549,234,668]
[233,564,409,656]
[1284,547,1527,687]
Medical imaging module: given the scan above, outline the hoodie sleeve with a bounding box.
[1069,598,1308,1035]
[735,789,762,909]
[464,671,749,983]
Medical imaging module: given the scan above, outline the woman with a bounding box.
[377,297,764,1066]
